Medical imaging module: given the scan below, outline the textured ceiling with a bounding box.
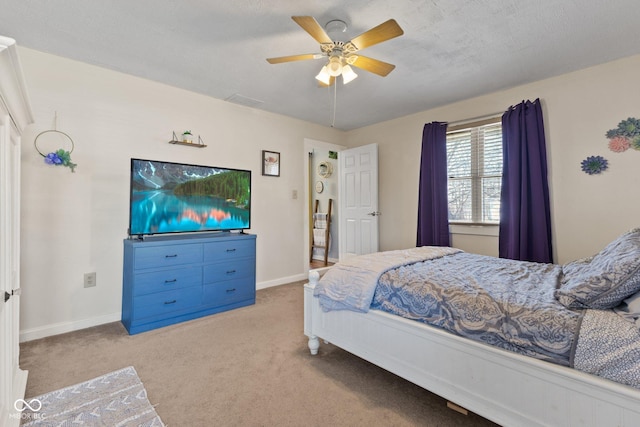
[2,0,640,131]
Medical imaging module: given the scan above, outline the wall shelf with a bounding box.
[169,131,206,148]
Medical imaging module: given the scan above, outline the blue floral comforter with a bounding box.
[316,248,640,387]
[371,252,582,366]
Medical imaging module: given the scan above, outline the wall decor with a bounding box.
[581,155,608,175]
[168,131,206,148]
[34,114,77,172]
[262,150,280,177]
[181,130,193,143]
[328,150,338,159]
[315,181,324,193]
[606,117,640,152]
[317,161,333,178]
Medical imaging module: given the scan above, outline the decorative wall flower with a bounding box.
[606,117,640,139]
[581,155,608,175]
[608,136,631,153]
[43,149,77,172]
[606,116,640,156]
[44,152,63,165]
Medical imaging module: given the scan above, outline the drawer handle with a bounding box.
[164,279,177,284]
[226,248,236,252]
[226,288,236,293]
[165,254,178,258]
[164,300,177,305]
[226,270,236,275]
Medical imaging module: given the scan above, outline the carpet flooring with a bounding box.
[20,281,498,426]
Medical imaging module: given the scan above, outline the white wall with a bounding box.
[18,47,344,340]
[346,54,640,263]
[17,46,640,340]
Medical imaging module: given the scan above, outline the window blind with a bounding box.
[447,121,502,223]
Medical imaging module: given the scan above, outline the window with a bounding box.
[446,120,502,224]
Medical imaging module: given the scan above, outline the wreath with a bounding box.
[34,130,77,172]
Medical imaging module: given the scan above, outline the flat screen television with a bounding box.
[128,158,251,237]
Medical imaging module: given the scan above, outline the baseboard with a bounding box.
[19,312,121,343]
[311,255,338,263]
[256,273,307,290]
[20,275,309,341]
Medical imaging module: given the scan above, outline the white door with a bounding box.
[339,143,379,260]
[0,36,33,426]
[0,111,27,427]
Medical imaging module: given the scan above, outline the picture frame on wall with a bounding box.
[262,150,280,177]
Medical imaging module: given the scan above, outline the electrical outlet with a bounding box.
[84,272,96,288]
[292,189,298,199]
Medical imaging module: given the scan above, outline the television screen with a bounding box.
[129,158,251,236]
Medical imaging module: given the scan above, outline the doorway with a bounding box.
[304,139,344,272]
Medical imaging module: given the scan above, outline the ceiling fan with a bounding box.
[266,16,404,86]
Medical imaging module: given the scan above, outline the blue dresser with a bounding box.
[122,232,256,334]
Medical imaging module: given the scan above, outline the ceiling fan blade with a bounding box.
[267,53,323,64]
[292,16,333,45]
[350,55,396,77]
[349,19,404,50]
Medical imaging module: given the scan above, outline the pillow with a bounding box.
[555,228,640,309]
[559,255,593,277]
[614,291,640,328]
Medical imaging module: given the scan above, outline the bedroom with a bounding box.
[2,1,640,426]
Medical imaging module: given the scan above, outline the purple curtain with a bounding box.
[499,99,553,263]
[417,122,450,247]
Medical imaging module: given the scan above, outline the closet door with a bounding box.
[0,35,34,426]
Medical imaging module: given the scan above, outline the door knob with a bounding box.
[367,211,382,216]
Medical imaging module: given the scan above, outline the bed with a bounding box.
[304,228,640,426]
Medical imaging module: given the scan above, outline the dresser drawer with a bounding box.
[203,238,255,262]
[203,259,255,283]
[203,278,254,306]
[133,288,202,320]
[134,244,202,270]
[133,267,202,296]
[123,234,255,334]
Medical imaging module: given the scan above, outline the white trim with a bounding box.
[0,37,34,132]
[257,273,307,290]
[310,255,338,263]
[447,112,502,129]
[19,312,121,343]
[450,223,499,236]
[1,36,33,426]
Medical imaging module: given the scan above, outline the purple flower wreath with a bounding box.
[44,149,76,172]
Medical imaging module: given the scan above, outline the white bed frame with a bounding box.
[304,273,640,427]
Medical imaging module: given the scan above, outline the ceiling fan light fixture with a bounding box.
[341,65,358,84]
[327,56,343,76]
[267,16,403,89]
[315,66,331,85]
